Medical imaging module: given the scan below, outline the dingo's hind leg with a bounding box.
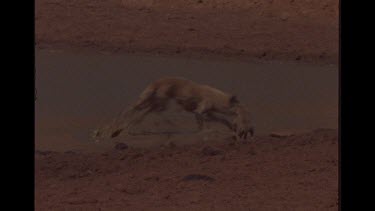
[124,97,170,134]
[105,87,158,138]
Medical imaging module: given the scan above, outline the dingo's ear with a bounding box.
[230,95,239,105]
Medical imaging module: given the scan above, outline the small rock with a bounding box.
[132,153,144,159]
[202,146,223,156]
[123,186,145,194]
[64,150,76,155]
[114,142,128,150]
[228,141,236,146]
[182,174,215,182]
[280,12,289,21]
[313,128,335,133]
[120,155,128,160]
[168,141,176,148]
[35,150,54,156]
[144,175,160,181]
[48,184,58,189]
[269,131,295,138]
[114,183,125,192]
[226,135,237,141]
[148,156,157,160]
[111,129,123,138]
[220,155,226,161]
[248,150,256,156]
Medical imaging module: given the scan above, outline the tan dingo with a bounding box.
[93,77,254,140]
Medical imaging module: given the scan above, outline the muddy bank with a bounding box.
[35,129,338,210]
[35,0,338,64]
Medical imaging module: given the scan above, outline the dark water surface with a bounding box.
[36,49,338,151]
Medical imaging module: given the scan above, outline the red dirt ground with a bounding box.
[35,129,338,210]
[35,0,338,64]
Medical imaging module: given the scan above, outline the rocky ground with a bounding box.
[35,129,338,210]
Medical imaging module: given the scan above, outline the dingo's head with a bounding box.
[232,104,254,139]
